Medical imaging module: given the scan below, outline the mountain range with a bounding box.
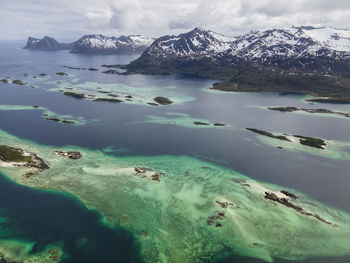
[122,26,350,98]
[24,34,154,55]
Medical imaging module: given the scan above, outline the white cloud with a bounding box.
[1,0,350,40]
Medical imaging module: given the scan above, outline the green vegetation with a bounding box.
[0,145,33,163]
[211,67,350,97]
[153,96,173,105]
[295,135,326,149]
[1,79,9,83]
[123,56,350,97]
[246,128,291,141]
[39,73,48,77]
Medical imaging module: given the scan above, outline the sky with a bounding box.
[1,0,350,41]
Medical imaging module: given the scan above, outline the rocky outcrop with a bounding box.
[207,211,226,226]
[194,122,210,126]
[134,167,164,182]
[264,191,335,226]
[55,151,82,159]
[246,128,291,141]
[153,97,173,105]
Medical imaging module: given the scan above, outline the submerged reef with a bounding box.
[42,80,194,107]
[0,240,62,263]
[0,104,90,126]
[145,113,230,129]
[0,129,350,262]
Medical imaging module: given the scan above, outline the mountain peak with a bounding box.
[130,25,350,79]
[70,34,153,55]
[24,36,72,51]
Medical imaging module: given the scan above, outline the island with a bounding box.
[305,97,350,104]
[246,128,291,142]
[153,97,173,105]
[269,106,350,118]
[0,144,49,171]
[246,128,326,149]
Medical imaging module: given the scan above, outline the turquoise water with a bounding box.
[0,172,142,262]
[0,42,350,262]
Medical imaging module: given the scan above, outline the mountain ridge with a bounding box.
[24,34,153,54]
[24,36,74,51]
[121,26,350,97]
[70,34,154,55]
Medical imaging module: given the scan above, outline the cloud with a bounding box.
[1,0,350,40]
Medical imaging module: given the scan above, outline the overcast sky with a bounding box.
[1,0,350,41]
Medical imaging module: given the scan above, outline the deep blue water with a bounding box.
[0,42,350,262]
[0,172,142,262]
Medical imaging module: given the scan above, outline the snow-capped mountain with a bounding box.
[146,27,235,58]
[24,34,153,54]
[144,26,350,59]
[24,36,74,51]
[129,26,350,77]
[70,34,154,55]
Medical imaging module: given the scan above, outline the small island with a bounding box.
[56,72,68,76]
[12,79,27,85]
[294,135,326,149]
[306,97,350,104]
[63,91,85,99]
[246,128,327,149]
[0,145,49,170]
[93,98,123,103]
[269,106,350,118]
[246,128,291,141]
[194,121,210,126]
[153,97,173,105]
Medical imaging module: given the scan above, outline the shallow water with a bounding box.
[0,42,350,262]
[0,172,142,263]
